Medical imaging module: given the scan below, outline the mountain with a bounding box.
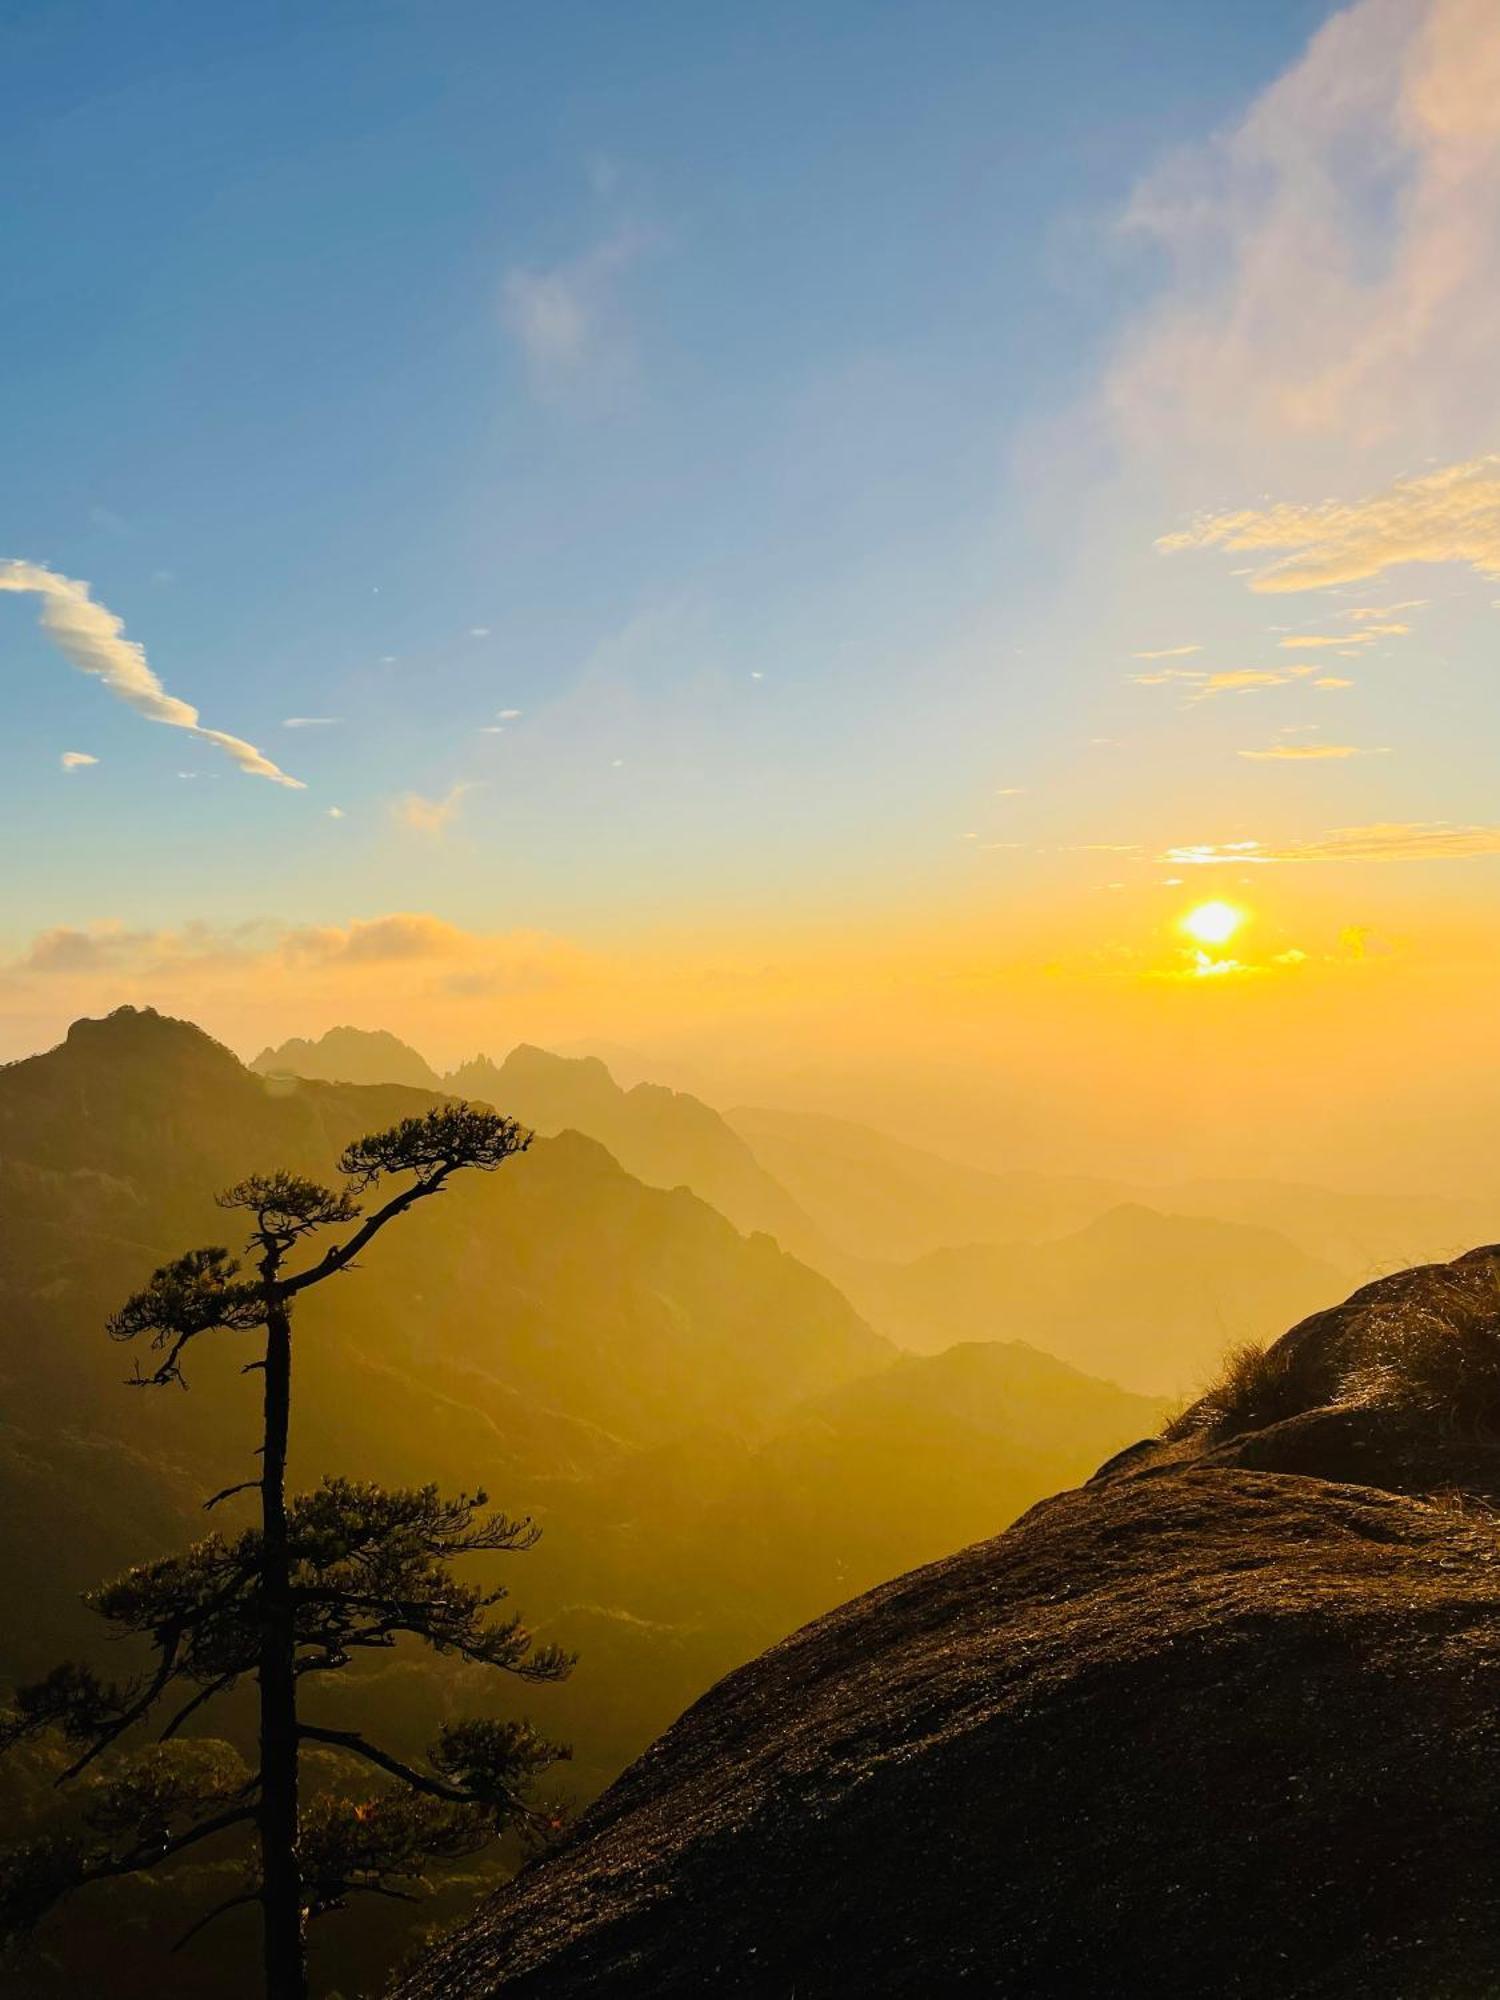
[399,1246,1500,2000]
[251,1023,443,1091]
[539,1340,1166,1647]
[729,1106,1497,1301]
[1148,1174,1498,1284]
[842,1203,1342,1395]
[445,1046,827,1257]
[0,1009,1160,1998]
[727,1104,1129,1263]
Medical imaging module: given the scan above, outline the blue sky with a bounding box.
[2,0,1328,939]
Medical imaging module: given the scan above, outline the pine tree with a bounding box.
[0,1104,572,1999]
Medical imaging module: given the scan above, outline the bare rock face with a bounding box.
[397,1248,1500,1999]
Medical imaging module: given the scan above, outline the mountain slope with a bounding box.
[400,1246,1500,2000]
[843,1202,1342,1394]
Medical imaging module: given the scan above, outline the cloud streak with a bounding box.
[0,560,303,787]
[1237,743,1388,761]
[1160,455,1500,593]
[1166,821,1500,865]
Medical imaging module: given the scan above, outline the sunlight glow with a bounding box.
[1180,901,1247,948]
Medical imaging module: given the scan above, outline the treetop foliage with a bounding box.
[337,1103,531,1192]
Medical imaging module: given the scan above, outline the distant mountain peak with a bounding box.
[251,1024,441,1092]
[63,1005,241,1069]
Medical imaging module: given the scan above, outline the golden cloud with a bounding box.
[1161,455,1500,592]
[1166,821,1500,865]
[1236,744,1388,761]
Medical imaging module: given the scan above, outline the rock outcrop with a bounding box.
[399,1247,1500,1999]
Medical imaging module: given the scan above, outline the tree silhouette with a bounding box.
[0,1104,572,2000]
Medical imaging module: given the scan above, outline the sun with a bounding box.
[1179,900,1246,948]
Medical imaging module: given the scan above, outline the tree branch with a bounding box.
[298,1725,470,1804]
[203,1480,259,1512]
[79,1802,258,1889]
[158,1672,237,1743]
[280,1174,449,1296]
[171,1888,259,1952]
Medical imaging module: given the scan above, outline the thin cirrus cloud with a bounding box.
[282,716,343,729]
[1131,666,1313,698]
[1165,822,1500,866]
[1160,456,1500,594]
[391,782,473,835]
[1132,644,1202,660]
[1237,743,1389,761]
[60,750,97,771]
[500,224,653,399]
[0,559,303,787]
[1111,2,1500,465]
[1277,632,1381,648]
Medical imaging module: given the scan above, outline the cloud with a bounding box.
[326,806,345,819]
[392,783,473,835]
[1277,632,1378,648]
[500,226,651,399]
[1314,675,1355,688]
[1131,666,1305,697]
[1166,821,1500,865]
[1162,456,1500,593]
[1347,600,1427,619]
[4,913,589,1002]
[1111,0,1500,466]
[0,560,303,787]
[281,913,473,966]
[60,750,97,772]
[498,708,522,720]
[282,716,342,729]
[1133,644,1202,660]
[1237,743,1389,760]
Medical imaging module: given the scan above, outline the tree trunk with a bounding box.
[259,1296,306,2000]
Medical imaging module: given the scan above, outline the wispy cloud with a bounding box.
[1237,743,1389,761]
[1133,644,1202,660]
[1131,665,1311,698]
[1112,2,1500,465]
[1278,632,1378,648]
[59,750,97,772]
[501,225,652,400]
[282,716,342,729]
[1161,455,1500,593]
[1347,600,1427,621]
[0,560,303,787]
[1166,822,1500,865]
[392,782,473,835]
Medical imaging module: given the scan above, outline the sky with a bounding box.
[4,0,1500,1193]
